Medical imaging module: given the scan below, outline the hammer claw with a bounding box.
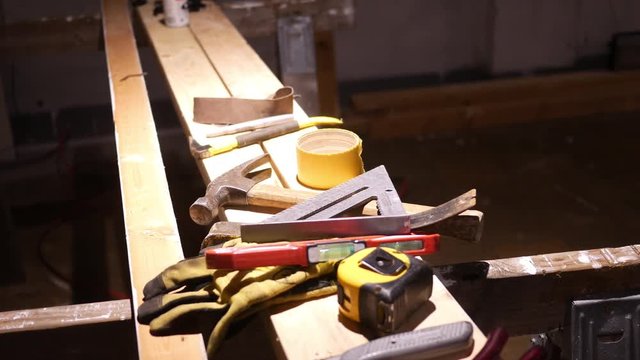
[239,153,271,176]
[246,167,272,185]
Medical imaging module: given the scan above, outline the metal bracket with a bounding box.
[277,15,320,115]
[567,293,640,359]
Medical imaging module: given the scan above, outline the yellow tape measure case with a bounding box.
[336,247,433,335]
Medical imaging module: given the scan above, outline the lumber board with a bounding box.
[349,70,640,138]
[352,70,640,112]
[441,244,640,335]
[315,31,340,117]
[137,1,487,359]
[2,244,638,341]
[271,279,486,360]
[0,15,103,56]
[136,3,266,187]
[137,0,272,226]
[487,245,640,278]
[189,7,281,99]
[0,75,13,160]
[0,300,131,334]
[101,1,206,358]
[0,318,136,360]
[361,90,640,139]
[187,4,313,190]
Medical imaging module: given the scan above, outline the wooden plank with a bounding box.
[352,70,640,112]
[188,7,281,99]
[0,300,131,334]
[0,15,102,56]
[271,279,486,360]
[136,4,265,186]
[2,244,637,339]
[315,31,340,117]
[101,1,206,359]
[0,74,14,160]
[487,245,640,279]
[188,4,312,189]
[360,88,640,139]
[348,70,640,138]
[0,318,136,360]
[442,245,640,335]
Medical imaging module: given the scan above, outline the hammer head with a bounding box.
[189,153,272,225]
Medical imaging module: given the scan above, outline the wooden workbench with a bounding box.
[124,0,487,358]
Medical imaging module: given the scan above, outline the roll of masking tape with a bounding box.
[296,128,364,189]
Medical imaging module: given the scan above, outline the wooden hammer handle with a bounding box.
[247,183,318,209]
[247,183,484,242]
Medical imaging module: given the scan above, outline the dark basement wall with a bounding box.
[2,0,640,114]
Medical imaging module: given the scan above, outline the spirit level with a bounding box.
[204,234,439,270]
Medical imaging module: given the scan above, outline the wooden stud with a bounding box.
[0,300,131,334]
[0,75,14,161]
[315,31,340,118]
[352,71,640,112]
[349,70,640,138]
[102,1,206,358]
[446,245,640,334]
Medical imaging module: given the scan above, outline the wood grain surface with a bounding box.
[0,300,130,334]
[102,1,206,358]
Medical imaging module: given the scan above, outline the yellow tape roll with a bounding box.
[296,128,364,189]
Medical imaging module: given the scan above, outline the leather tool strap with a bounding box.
[194,87,294,124]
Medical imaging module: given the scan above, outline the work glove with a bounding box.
[137,239,337,358]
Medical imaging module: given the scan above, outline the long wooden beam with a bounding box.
[186,3,312,189]
[0,16,102,56]
[101,0,206,358]
[0,75,13,160]
[0,300,130,334]
[440,244,640,334]
[349,71,640,138]
[2,244,638,339]
[352,71,640,112]
[0,318,136,359]
[0,239,634,351]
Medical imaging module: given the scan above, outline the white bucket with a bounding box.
[163,0,189,27]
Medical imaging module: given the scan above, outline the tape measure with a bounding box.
[336,247,433,335]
